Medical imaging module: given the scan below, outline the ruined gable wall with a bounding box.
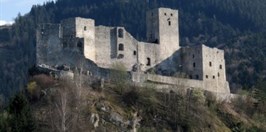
[137,42,160,71]
[75,18,96,62]
[94,26,138,71]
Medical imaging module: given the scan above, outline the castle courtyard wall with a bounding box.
[131,72,230,94]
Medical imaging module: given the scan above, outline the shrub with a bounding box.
[110,62,128,94]
[33,74,55,88]
[122,87,139,106]
[27,81,41,101]
[190,89,206,105]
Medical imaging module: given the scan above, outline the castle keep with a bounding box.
[36,8,230,94]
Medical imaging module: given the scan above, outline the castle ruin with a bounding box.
[36,8,230,94]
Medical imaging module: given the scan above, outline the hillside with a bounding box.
[0,0,266,100]
[0,74,265,131]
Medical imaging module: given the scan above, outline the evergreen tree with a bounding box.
[7,93,35,132]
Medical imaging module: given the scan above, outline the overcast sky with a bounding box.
[0,0,54,25]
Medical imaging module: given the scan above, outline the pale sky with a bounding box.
[0,0,55,25]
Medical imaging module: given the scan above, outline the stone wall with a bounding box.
[181,45,203,80]
[36,24,61,65]
[137,42,160,71]
[36,22,100,78]
[201,45,227,92]
[180,45,230,93]
[94,26,138,71]
[131,72,230,94]
[76,18,96,62]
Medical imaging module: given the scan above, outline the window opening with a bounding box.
[118,54,124,59]
[133,51,137,55]
[118,43,124,51]
[147,58,151,66]
[118,29,124,38]
[77,41,83,52]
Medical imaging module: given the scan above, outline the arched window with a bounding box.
[118,43,124,51]
[219,65,223,69]
[118,29,124,38]
[147,58,151,66]
[84,26,87,31]
[218,72,220,77]
[209,62,212,67]
[193,62,196,68]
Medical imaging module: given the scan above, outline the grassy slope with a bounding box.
[27,74,265,131]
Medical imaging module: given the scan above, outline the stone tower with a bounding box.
[146,8,180,61]
[61,17,95,61]
[181,45,229,93]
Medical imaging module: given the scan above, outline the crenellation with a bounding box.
[36,7,230,94]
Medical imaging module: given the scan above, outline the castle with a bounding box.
[36,8,230,94]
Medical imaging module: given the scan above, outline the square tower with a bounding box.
[61,17,96,61]
[146,8,180,60]
[181,45,229,93]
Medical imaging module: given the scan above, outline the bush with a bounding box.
[122,87,139,106]
[190,89,206,105]
[27,81,41,100]
[110,62,128,94]
[33,74,55,88]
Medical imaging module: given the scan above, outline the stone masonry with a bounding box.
[36,8,230,94]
